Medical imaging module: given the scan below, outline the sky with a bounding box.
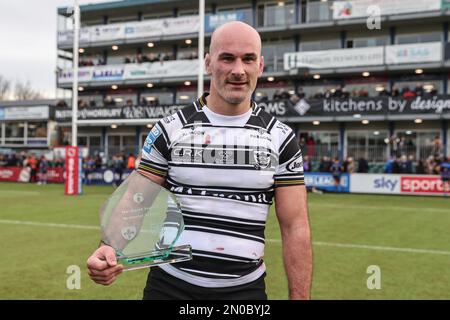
[0,0,112,99]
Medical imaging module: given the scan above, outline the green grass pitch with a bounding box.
[1,182,450,299]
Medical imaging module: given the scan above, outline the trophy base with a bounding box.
[118,244,192,271]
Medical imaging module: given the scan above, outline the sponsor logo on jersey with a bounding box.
[287,156,303,172]
[143,126,162,153]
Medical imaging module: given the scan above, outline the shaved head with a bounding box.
[209,21,262,56]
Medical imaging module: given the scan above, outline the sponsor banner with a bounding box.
[0,167,63,183]
[258,96,450,119]
[333,0,441,20]
[58,68,93,84]
[91,65,125,82]
[84,169,132,185]
[58,16,199,46]
[0,167,26,182]
[54,95,450,122]
[89,24,125,43]
[58,60,197,84]
[125,20,164,39]
[400,175,447,195]
[55,105,185,121]
[304,172,350,192]
[284,47,384,70]
[385,42,442,65]
[162,16,199,36]
[205,11,245,33]
[350,173,401,194]
[65,146,79,195]
[350,173,448,196]
[125,60,199,80]
[1,106,49,120]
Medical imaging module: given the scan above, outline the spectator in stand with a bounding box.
[384,156,395,173]
[112,154,125,186]
[127,153,136,170]
[302,155,311,172]
[104,96,115,107]
[343,156,355,173]
[125,99,133,107]
[416,159,426,174]
[0,154,7,167]
[95,154,103,169]
[330,157,343,192]
[439,157,450,196]
[38,156,48,185]
[406,155,414,173]
[319,156,332,173]
[306,136,315,159]
[357,157,369,173]
[391,86,400,97]
[402,87,416,99]
[28,154,38,183]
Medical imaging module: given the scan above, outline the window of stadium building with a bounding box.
[346,36,388,48]
[299,84,341,99]
[298,131,339,162]
[392,80,442,97]
[257,1,295,27]
[344,82,390,97]
[140,92,173,105]
[27,122,47,146]
[216,6,253,26]
[304,0,333,23]
[396,32,441,44]
[107,135,136,159]
[262,38,295,72]
[346,131,389,163]
[106,94,137,107]
[79,95,103,108]
[394,131,441,160]
[108,48,139,65]
[78,135,102,156]
[177,91,196,104]
[299,38,341,52]
[255,86,295,101]
[4,122,25,145]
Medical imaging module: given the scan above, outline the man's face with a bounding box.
[205,36,264,105]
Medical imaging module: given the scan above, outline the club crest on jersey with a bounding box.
[253,150,271,169]
[143,126,162,153]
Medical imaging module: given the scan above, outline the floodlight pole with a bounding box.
[198,0,205,98]
[71,0,80,147]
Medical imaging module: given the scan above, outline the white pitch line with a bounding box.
[0,219,99,230]
[2,219,450,256]
[267,238,450,256]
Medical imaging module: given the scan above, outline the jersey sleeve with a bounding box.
[137,121,169,179]
[273,121,305,188]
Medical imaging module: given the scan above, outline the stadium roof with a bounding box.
[57,0,187,15]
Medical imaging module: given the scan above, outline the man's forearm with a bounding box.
[281,227,313,300]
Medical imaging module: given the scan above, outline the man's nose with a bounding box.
[231,59,245,77]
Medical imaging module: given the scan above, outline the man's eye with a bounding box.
[222,56,234,61]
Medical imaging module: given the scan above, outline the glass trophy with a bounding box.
[99,171,192,271]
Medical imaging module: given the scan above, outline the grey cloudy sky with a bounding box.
[0,0,111,99]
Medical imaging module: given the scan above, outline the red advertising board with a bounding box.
[65,146,79,195]
[0,167,64,183]
[401,176,445,194]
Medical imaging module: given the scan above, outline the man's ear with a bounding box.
[205,53,212,75]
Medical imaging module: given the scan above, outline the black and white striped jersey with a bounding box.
[138,93,304,288]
